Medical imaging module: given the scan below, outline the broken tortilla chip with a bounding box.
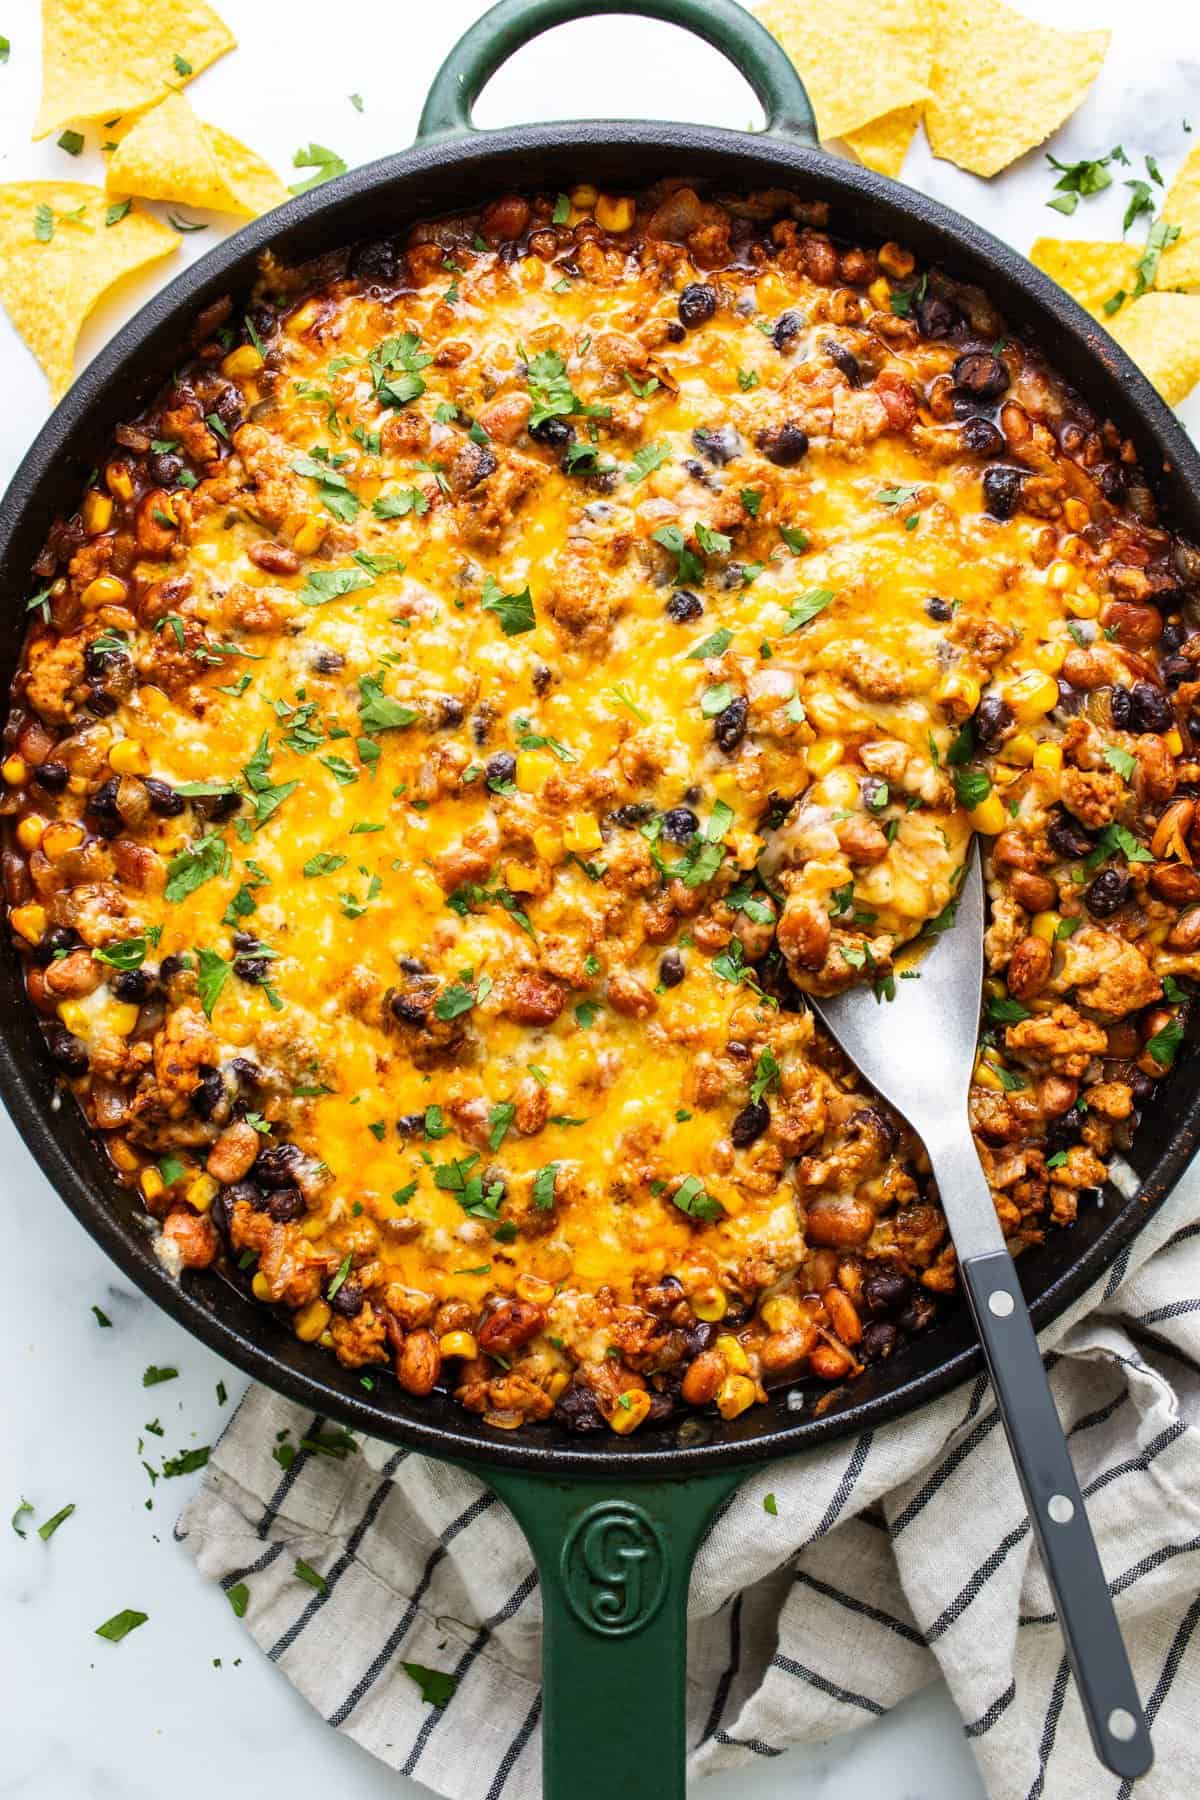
[105,93,286,218]
[1154,148,1200,293]
[1106,292,1200,408]
[1029,238,1141,323]
[754,0,932,145]
[925,0,1109,179]
[0,183,177,399]
[34,0,235,140]
[842,105,924,180]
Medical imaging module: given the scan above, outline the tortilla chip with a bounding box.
[842,105,924,180]
[1106,292,1200,407]
[105,94,286,218]
[34,0,235,140]
[1155,148,1200,293]
[0,183,177,399]
[1029,238,1141,322]
[754,0,932,144]
[925,0,1109,179]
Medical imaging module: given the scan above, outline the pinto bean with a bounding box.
[1009,869,1057,913]
[396,1329,441,1395]
[206,1119,261,1184]
[480,196,531,243]
[992,830,1047,874]
[1100,602,1162,646]
[135,489,179,557]
[809,1339,856,1380]
[606,969,657,1018]
[45,949,103,997]
[1061,648,1107,691]
[1149,862,1200,904]
[161,1208,218,1268]
[1007,936,1052,1000]
[501,973,565,1025]
[822,1286,862,1346]
[759,1324,818,1374]
[804,1196,875,1249]
[247,540,301,576]
[478,1299,545,1356]
[777,895,831,970]
[513,1073,549,1134]
[477,393,532,444]
[1167,906,1200,951]
[680,1349,725,1404]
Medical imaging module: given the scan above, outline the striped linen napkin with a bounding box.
[177,1176,1200,1800]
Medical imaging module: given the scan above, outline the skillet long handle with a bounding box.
[959,1249,1153,1780]
[481,1466,742,1799]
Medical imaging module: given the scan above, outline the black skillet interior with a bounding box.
[3,122,1200,1480]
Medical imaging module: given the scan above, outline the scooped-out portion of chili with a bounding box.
[4,182,1196,1434]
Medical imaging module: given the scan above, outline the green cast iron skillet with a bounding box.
[2,1,1199,1791]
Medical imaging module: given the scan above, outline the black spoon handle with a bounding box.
[960,1248,1153,1780]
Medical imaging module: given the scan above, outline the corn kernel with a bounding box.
[1032,742,1063,773]
[516,1273,555,1305]
[532,825,565,864]
[811,766,859,811]
[547,1369,570,1401]
[967,793,1008,835]
[1006,670,1060,724]
[109,1137,139,1173]
[105,463,134,501]
[878,241,915,278]
[41,820,86,861]
[80,574,128,610]
[609,1389,652,1434]
[288,298,324,334]
[1046,560,1074,591]
[691,1288,727,1323]
[137,684,170,718]
[504,862,541,894]
[570,183,598,209]
[516,749,555,793]
[438,1330,478,1360]
[1032,639,1066,674]
[760,1293,802,1332]
[1031,910,1062,942]
[973,1057,1005,1093]
[292,516,327,555]
[187,1173,219,1213]
[715,1333,751,1374]
[716,1375,758,1420]
[1062,499,1090,533]
[252,1272,273,1302]
[411,867,444,907]
[106,1002,141,1038]
[301,1216,326,1241]
[806,737,844,778]
[1166,728,1184,755]
[1064,590,1099,620]
[998,732,1036,767]
[595,194,635,232]
[57,999,90,1035]
[10,903,46,944]
[934,671,980,713]
[294,1298,332,1341]
[16,814,46,852]
[81,489,114,535]
[564,813,602,854]
[221,344,265,380]
[2,755,27,786]
[140,1167,165,1203]
[108,738,148,775]
[867,276,892,311]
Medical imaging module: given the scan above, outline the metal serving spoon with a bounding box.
[807,845,1153,1781]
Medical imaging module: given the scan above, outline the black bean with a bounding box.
[961,416,1005,459]
[311,649,345,674]
[554,1385,606,1432]
[231,931,260,953]
[684,1320,717,1357]
[112,967,155,1003]
[1129,1069,1155,1106]
[823,339,861,386]
[531,664,553,695]
[252,1142,306,1189]
[611,803,654,827]
[529,414,574,446]
[661,806,699,843]
[142,776,185,817]
[730,1099,769,1146]
[1148,586,1188,615]
[952,350,1010,400]
[350,238,398,283]
[1047,808,1095,860]
[211,385,241,429]
[1086,867,1133,917]
[230,1057,262,1089]
[914,292,961,338]
[678,283,717,329]
[486,750,517,788]
[438,696,465,728]
[31,925,80,967]
[665,320,686,345]
[1161,620,1187,653]
[1105,684,1133,730]
[860,775,889,813]
[146,451,182,486]
[1099,463,1126,504]
[396,1112,426,1136]
[159,953,189,981]
[44,1020,89,1075]
[263,1186,306,1224]
[86,775,122,830]
[659,949,686,987]
[1163,656,1192,690]
[33,759,69,792]
[85,687,119,718]
[397,956,427,976]
[665,588,703,623]
[195,789,243,821]
[974,694,1014,751]
[192,1064,225,1120]
[391,992,428,1027]
[897,1292,936,1334]
[234,956,273,985]
[862,1269,913,1314]
[458,444,497,489]
[756,422,809,466]
[982,466,1023,520]
[925,596,953,622]
[1129,680,1173,734]
[330,1278,365,1317]
[691,424,742,465]
[714,695,749,753]
[470,705,494,746]
[771,309,804,349]
[861,1321,898,1363]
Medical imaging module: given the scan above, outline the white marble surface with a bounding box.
[3,1,1200,1795]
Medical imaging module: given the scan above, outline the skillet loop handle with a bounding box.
[417,0,818,145]
[481,1467,742,1800]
